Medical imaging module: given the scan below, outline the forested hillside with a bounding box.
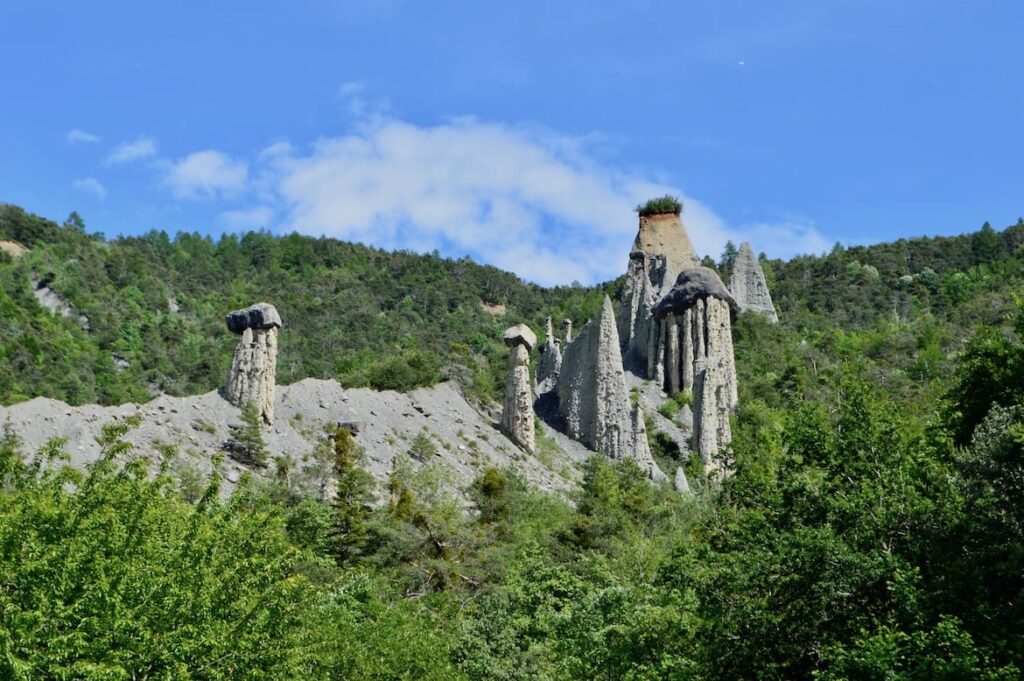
[2,203,1024,678]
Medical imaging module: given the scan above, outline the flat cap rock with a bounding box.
[226,302,282,334]
[654,267,737,318]
[503,324,537,351]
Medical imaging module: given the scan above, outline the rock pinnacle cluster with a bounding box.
[555,297,666,481]
[226,302,281,426]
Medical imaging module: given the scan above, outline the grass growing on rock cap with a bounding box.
[636,195,683,217]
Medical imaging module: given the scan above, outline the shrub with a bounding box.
[636,195,683,217]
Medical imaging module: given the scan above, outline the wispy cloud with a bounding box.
[265,116,829,284]
[71,177,107,199]
[67,129,100,144]
[163,150,248,199]
[141,114,826,284]
[106,136,158,164]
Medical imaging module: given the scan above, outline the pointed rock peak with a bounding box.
[730,243,778,323]
[632,213,701,277]
[545,317,554,341]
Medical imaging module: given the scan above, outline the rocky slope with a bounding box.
[0,378,591,497]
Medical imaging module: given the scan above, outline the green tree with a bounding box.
[329,426,376,564]
[226,400,270,467]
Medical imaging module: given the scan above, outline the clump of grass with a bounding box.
[636,195,683,217]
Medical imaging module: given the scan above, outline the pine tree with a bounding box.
[328,426,375,564]
[226,401,269,468]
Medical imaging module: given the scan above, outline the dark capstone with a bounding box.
[225,302,282,334]
[653,267,738,319]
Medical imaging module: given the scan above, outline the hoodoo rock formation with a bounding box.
[616,206,744,464]
[535,317,562,395]
[226,303,281,426]
[653,269,739,464]
[556,297,665,481]
[729,242,778,322]
[501,324,537,454]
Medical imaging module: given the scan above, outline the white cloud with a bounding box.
[71,177,107,199]
[67,129,100,144]
[106,136,158,164]
[270,117,829,285]
[164,150,248,199]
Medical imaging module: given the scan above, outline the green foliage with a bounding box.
[226,400,269,467]
[329,426,376,564]
[3,205,1024,677]
[635,195,682,217]
[0,424,326,679]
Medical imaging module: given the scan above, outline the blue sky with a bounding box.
[2,1,1023,284]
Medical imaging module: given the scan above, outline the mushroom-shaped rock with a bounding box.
[501,323,535,453]
[654,267,737,319]
[226,303,281,426]
[503,324,537,351]
[226,302,282,334]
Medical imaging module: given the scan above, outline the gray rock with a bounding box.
[225,302,282,334]
[503,323,537,351]
[729,242,778,322]
[673,466,690,493]
[501,330,535,454]
[654,267,737,318]
[535,318,562,395]
[556,297,663,477]
[226,305,280,426]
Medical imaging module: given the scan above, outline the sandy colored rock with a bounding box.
[632,213,701,283]
[729,242,778,322]
[0,239,26,258]
[502,325,535,453]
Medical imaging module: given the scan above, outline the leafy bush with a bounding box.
[636,195,683,216]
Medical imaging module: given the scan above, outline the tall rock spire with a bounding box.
[501,324,537,454]
[729,242,778,323]
[535,317,562,395]
[226,302,282,426]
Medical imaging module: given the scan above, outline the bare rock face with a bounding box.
[562,318,573,344]
[226,303,281,426]
[557,296,665,480]
[502,324,535,453]
[632,213,701,284]
[729,242,778,323]
[618,213,701,372]
[535,317,562,395]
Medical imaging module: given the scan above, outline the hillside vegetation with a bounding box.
[2,203,1024,678]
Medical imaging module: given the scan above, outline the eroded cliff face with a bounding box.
[226,303,281,426]
[729,242,778,323]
